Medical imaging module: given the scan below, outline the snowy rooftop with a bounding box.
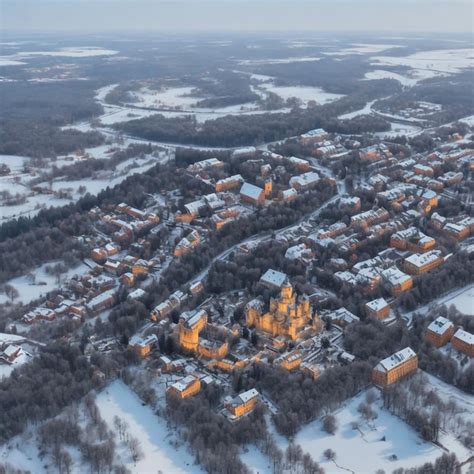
[235,388,259,405]
[260,269,288,288]
[453,328,473,345]
[405,250,442,268]
[216,174,243,185]
[170,375,198,393]
[289,171,320,188]
[240,182,264,200]
[301,128,327,138]
[366,297,389,312]
[381,267,412,286]
[427,316,453,335]
[376,347,416,373]
[180,309,207,329]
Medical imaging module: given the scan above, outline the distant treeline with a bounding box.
[0,80,104,157]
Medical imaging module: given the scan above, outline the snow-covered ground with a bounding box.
[0,146,171,222]
[0,47,118,62]
[129,86,202,109]
[324,43,402,55]
[363,69,419,86]
[238,57,321,66]
[259,83,344,106]
[96,380,204,474]
[371,48,474,81]
[374,121,422,138]
[459,115,474,127]
[0,348,33,379]
[292,389,466,473]
[0,261,88,305]
[0,58,26,66]
[338,99,378,120]
[241,445,272,474]
[438,284,474,316]
[0,154,31,172]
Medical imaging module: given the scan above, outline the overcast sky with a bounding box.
[2,0,473,34]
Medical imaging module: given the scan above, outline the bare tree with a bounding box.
[4,284,19,303]
[126,436,144,463]
[323,448,336,461]
[322,415,337,435]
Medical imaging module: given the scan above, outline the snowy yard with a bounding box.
[444,285,474,315]
[0,261,88,305]
[0,349,33,380]
[96,380,204,474]
[246,386,470,474]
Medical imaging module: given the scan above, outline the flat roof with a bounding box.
[375,347,416,373]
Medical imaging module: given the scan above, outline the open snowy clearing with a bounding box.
[241,444,272,474]
[371,48,474,80]
[129,86,203,109]
[375,121,422,138]
[96,380,204,474]
[238,57,321,66]
[338,99,378,120]
[260,83,344,106]
[438,284,474,316]
[0,58,26,66]
[324,43,402,55]
[0,154,31,172]
[363,69,419,86]
[1,47,118,61]
[0,261,89,305]
[292,389,466,473]
[459,115,474,127]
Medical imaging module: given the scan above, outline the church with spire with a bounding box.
[245,279,320,340]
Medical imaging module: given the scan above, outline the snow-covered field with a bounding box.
[0,58,26,66]
[0,47,118,62]
[459,115,474,127]
[241,445,272,474]
[253,387,469,474]
[238,57,321,66]
[371,48,474,81]
[338,99,378,120]
[325,43,402,55]
[0,154,31,172]
[0,261,88,305]
[363,69,419,86]
[375,121,422,138]
[129,86,202,109]
[259,83,344,106]
[96,380,204,473]
[439,284,474,316]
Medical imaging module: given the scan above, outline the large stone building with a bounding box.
[365,297,390,320]
[403,250,444,275]
[167,375,201,399]
[246,281,320,340]
[178,309,229,359]
[451,329,474,357]
[425,317,454,348]
[178,309,208,353]
[372,347,418,386]
[224,388,259,420]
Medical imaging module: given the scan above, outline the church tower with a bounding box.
[264,178,273,198]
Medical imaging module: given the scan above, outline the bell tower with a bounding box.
[264,178,273,198]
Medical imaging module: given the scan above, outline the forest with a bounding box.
[0,80,104,157]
